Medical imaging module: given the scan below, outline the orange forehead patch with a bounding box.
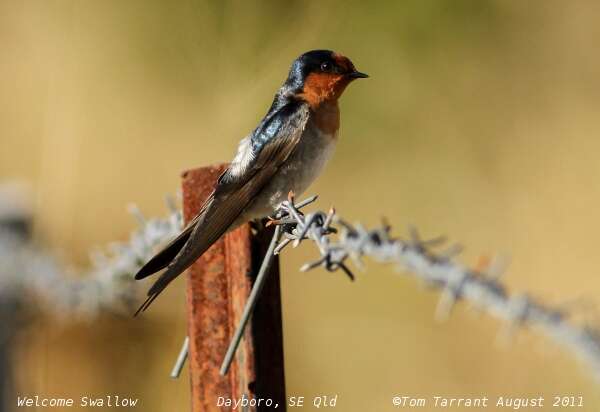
[333,52,354,72]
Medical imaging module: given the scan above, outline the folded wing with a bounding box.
[134,101,309,315]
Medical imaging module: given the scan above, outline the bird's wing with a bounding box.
[134,101,309,315]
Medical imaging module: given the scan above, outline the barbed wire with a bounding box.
[0,197,182,318]
[267,192,600,381]
[1,191,599,382]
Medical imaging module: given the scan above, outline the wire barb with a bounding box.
[265,194,600,382]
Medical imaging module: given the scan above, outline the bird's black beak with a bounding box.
[348,70,369,79]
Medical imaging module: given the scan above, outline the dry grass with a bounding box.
[2,1,600,410]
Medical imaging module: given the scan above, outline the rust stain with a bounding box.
[182,164,286,412]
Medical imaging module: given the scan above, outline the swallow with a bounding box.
[134,49,368,315]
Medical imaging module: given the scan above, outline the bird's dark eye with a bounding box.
[320,62,332,72]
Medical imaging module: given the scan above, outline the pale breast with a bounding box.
[280,124,336,199]
[237,119,337,221]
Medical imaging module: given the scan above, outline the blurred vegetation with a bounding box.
[1,0,600,411]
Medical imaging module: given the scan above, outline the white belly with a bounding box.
[237,123,336,222]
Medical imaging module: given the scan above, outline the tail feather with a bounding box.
[134,194,242,316]
[133,155,280,316]
[134,293,160,317]
[133,231,214,316]
[133,212,206,316]
[133,231,202,317]
[134,232,191,280]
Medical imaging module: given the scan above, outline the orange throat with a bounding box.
[299,72,347,135]
[300,72,349,108]
[312,101,340,136]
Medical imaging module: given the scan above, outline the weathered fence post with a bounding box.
[182,165,286,412]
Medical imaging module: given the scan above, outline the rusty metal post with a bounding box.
[182,165,286,412]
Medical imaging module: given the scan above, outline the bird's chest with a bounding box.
[279,102,339,188]
[239,107,338,220]
[252,119,336,214]
[281,120,337,190]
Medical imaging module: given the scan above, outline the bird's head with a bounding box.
[283,50,368,108]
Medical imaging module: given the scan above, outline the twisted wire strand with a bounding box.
[1,191,599,382]
[0,197,182,317]
[272,193,600,381]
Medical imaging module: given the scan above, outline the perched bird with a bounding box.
[134,49,367,315]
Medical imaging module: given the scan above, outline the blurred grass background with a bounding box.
[2,0,600,410]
